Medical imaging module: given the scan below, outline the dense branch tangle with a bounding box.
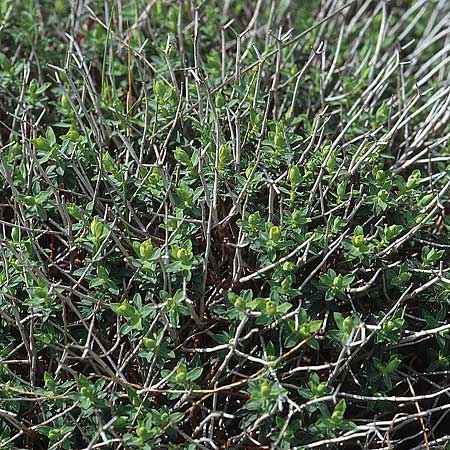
[1,0,450,449]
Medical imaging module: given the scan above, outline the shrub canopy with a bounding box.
[1,1,450,449]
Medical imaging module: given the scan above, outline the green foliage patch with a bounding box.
[1,0,450,449]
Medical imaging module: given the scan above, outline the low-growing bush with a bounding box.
[1,1,450,449]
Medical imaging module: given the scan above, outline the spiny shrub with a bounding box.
[1,1,450,449]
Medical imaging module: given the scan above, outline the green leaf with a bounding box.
[174,147,192,167]
[334,312,344,331]
[331,399,346,422]
[32,136,51,152]
[187,367,203,381]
